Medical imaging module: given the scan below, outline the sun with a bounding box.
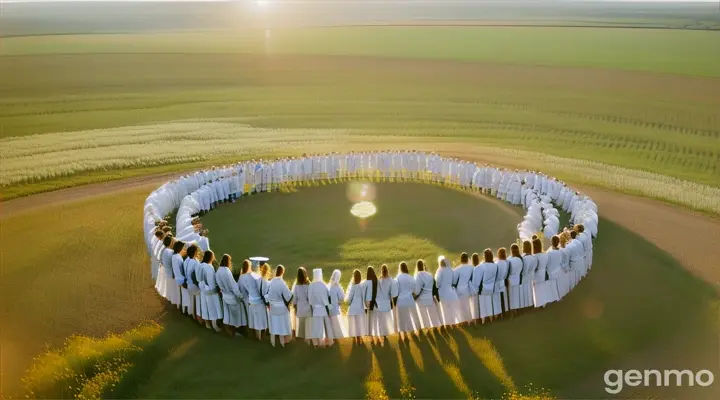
[256,0,270,7]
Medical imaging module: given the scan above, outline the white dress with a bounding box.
[545,249,565,303]
[478,262,498,319]
[453,264,474,323]
[292,284,311,338]
[240,272,268,330]
[532,253,559,308]
[199,262,223,321]
[183,258,202,316]
[435,267,460,326]
[365,278,397,336]
[345,281,368,337]
[308,282,332,339]
[395,273,421,333]
[327,283,346,339]
[414,271,442,328]
[493,260,509,315]
[216,267,246,327]
[507,257,523,310]
[265,277,293,336]
[520,254,537,308]
[161,248,179,305]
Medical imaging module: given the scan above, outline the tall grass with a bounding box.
[21,321,162,399]
[2,121,718,215]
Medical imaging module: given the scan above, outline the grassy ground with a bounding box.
[4,28,720,77]
[2,183,717,399]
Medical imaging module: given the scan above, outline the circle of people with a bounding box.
[144,151,599,348]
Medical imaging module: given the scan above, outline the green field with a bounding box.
[1,28,719,201]
[2,4,720,399]
[2,182,717,399]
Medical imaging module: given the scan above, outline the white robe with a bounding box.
[265,278,293,336]
[216,267,246,327]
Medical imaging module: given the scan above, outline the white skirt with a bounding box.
[248,303,268,330]
[307,316,332,339]
[417,303,442,329]
[455,295,473,323]
[201,293,223,320]
[556,272,571,299]
[327,315,346,339]
[155,267,167,298]
[223,302,247,327]
[469,294,480,320]
[508,285,521,310]
[439,299,460,326]
[520,282,534,308]
[167,281,181,306]
[194,292,202,317]
[269,312,292,336]
[369,310,395,337]
[347,314,368,337]
[479,293,494,319]
[533,281,559,308]
[492,291,505,315]
[396,305,421,333]
[295,316,310,339]
[181,287,192,310]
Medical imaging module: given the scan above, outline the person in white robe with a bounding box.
[494,248,510,316]
[327,269,346,340]
[150,230,163,281]
[478,249,498,322]
[171,241,191,315]
[576,224,593,272]
[395,262,421,338]
[183,244,203,321]
[568,230,586,286]
[520,241,537,309]
[366,265,395,341]
[468,253,482,321]
[292,267,312,343]
[308,268,334,347]
[559,233,574,291]
[435,256,460,327]
[265,265,293,347]
[546,236,568,301]
[532,238,559,308]
[161,236,180,307]
[507,244,524,313]
[239,259,268,340]
[216,254,246,336]
[452,253,474,324]
[345,269,368,342]
[199,250,223,332]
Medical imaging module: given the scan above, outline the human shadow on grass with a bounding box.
[115,209,717,398]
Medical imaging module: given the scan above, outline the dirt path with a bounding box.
[2,171,719,290]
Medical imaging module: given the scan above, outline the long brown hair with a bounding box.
[201,250,214,264]
[510,244,521,258]
[380,264,389,279]
[241,259,251,274]
[532,239,543,254]
[352,269,362,285]
[498,247,507,260]
[522,240,532,255]
[416,259,425,272]
[220,254,231,268]
[399,262,409,274]
[483,248,494,263]
[551,236,560,250]
[296,266,309,285]
[471,253,480,266]
[275,265,285,277]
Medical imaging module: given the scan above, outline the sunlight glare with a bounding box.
[350,201,377,219]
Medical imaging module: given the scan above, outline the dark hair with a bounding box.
[241,259,251,274]
[510,244,521,258]
[532,239,543,254]
[522,240,532,255]
[366,266,378,282]
[381,264,389,278]
[576,224,585,233]
[484,249,494,263]
[416,259,425,272]
[498,248,507,260]
[353,269,362,284]
[220,254,231,268]
[570,230,578,239]
[460,252,469,263]
[399,262,408,274]
[551,236,560,250]
[154,230,164,238]
[186,244,198,260]
[162,226,172,233]
[471,253,480,266]
[202,250,214,264]
[172,241,185,254]
[531,234,539,240]
[296,267,309,285]
[163,236,173,247]
[275,265,285,277]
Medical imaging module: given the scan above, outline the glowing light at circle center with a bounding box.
[350,201,377,219]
